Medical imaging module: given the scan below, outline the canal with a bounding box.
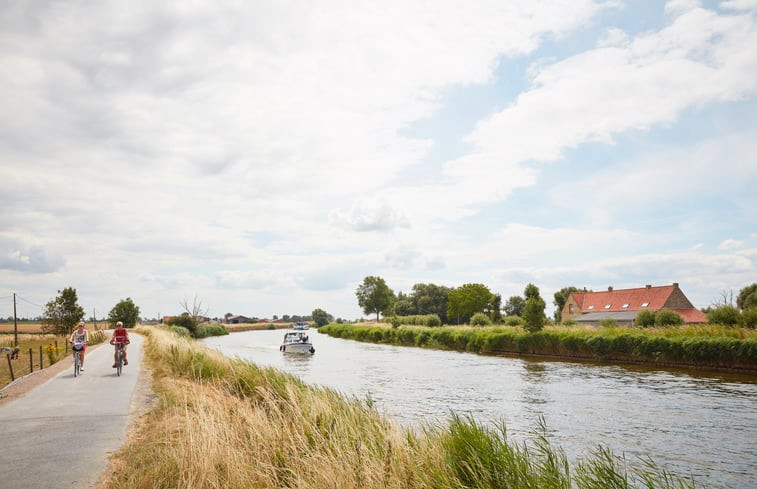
[202,328,757,489]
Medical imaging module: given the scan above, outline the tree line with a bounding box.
[355,276,552,332]
[355,277,757,330]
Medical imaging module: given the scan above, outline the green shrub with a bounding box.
[561,318,577,326]
[167,315,198,337]
[169,325,192,337]
[599,318,618,328]
[742,309,757,329]
[470,312,492,326]
[390,316,401,328]
[394,314,443,327]
[707,305,742,326]
[504,316,523,326]
[636,309,656,327]
[655,310,684,326]
[425,314,442,327]
[195,324,229,338]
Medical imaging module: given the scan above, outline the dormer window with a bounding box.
[604,304,611,309]
[622,303,629,309]
[641,302,649,308]
[588,305,594,310]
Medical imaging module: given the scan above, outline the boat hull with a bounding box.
[280,342,315,354]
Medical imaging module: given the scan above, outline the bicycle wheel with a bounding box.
[74,352,80,377]
[116,349,122,376]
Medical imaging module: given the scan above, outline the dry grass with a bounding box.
[0,323,45,333]
[101,326,704,489]
[0,334,68,386]
[103,326,433,489]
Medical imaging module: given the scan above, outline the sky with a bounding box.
[1,0,756,322]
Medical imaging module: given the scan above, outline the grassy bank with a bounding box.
[102,326,704,489]
[319,323,757,373]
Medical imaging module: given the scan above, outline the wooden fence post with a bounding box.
[29,348,33,372]
[5,354,13,381]
[39,346,43,369]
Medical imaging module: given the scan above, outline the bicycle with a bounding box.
[114,342,125,376]
[72,342,84,377]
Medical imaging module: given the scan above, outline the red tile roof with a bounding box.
[670,308,708,323]
[571,285,675,312]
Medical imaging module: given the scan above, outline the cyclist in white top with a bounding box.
[69,321,89,370]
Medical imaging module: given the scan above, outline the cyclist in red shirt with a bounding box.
[110,321,130,368]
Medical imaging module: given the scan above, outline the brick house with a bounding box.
[562,283,707,326]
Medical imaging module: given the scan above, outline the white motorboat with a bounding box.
[280,330,315,354]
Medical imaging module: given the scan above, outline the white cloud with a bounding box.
[446,4,757,209]
[330,198,411,232]
[719,239,745,250]
[1,1,755,320]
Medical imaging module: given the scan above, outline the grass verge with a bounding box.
[101,326,705,489]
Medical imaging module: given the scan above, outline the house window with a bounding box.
[641,302,649,308]
[569,304,574,313]
[604,304,611,309]
[588,305,594,310]
[622,303,629,309]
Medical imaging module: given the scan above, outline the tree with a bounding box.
[488,293,503,324]
[393,291,416,316]
[503,295,525,317]
[42,287,85,335]
[108,297,141,328]
[553,286,579,322]
[356,276,395,321]
[522,283,546,333]
[737,283,757,310]
[180,294,209,324]
[311,308,331,327]
[411,283,452,323]
[447,283,493,324]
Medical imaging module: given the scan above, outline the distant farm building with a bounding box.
[562,283,707,326]
[226,315,252,324]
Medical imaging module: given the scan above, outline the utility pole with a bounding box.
[13,292,18,347]
[93,308,98,330]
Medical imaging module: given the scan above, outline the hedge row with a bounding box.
[394,314,443,327]
[319,324,757,371]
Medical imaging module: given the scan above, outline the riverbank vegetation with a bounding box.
[102,325,706,489]
[319,323,757,373]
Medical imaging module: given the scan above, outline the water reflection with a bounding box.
[203,329,757,489]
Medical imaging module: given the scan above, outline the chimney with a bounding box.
[608,286,613,292]
[673,282,679,288]
[646,285,651,289]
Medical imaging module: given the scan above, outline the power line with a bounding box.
[15,295,45,309]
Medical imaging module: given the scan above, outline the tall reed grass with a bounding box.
[102,326,704,489]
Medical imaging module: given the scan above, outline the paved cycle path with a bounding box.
[0,333,144,489]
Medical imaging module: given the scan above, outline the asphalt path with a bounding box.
[0,332,144,489]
